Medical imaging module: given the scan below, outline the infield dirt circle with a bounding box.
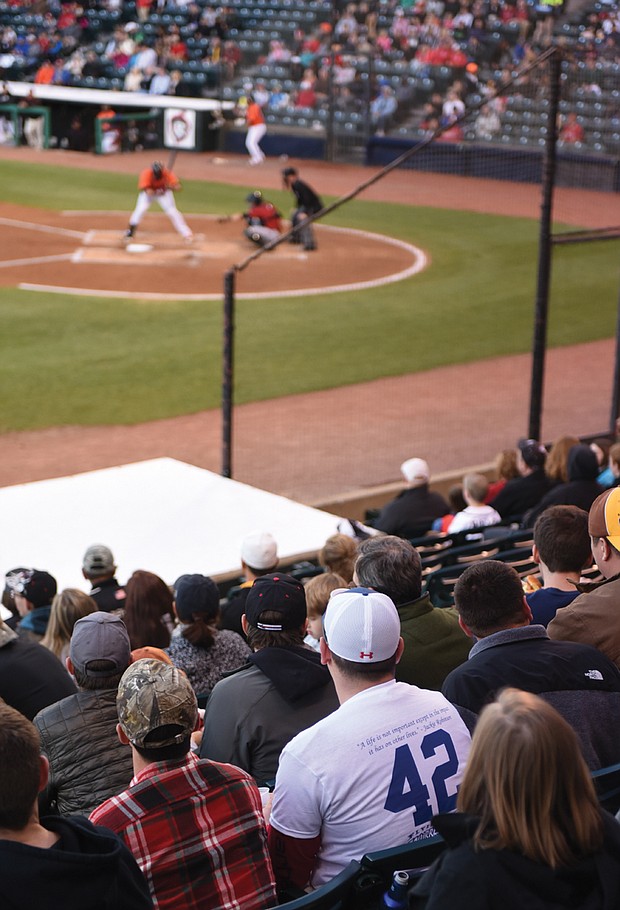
[0,205,424,299]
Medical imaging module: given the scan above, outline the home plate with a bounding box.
[126,243,153,253]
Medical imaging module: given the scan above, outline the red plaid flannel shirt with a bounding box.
[90,752,276,910]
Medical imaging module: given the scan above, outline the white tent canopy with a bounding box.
[0,458,344,594]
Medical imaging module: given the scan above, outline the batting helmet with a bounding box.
[152,161,164,179]
[246,191,262,205]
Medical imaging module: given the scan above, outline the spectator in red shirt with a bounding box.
[560,111,585,144]
[90,659,277,910]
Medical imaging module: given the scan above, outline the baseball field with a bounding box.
[0,146,618,502]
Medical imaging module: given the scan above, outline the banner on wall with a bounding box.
[164,109,197,150]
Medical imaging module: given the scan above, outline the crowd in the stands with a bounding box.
[4,432,620,907]
[0,0,619,149]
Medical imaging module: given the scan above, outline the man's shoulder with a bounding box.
[549,575,620,630]
[90,790,131,830]
[209,661,259,695]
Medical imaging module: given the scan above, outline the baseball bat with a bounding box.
[167,148,179,171]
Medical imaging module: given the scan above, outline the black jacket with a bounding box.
[489,468,550,521]
[89,576,127,613]
[0,623,76,719]
[523,445,603,528]
[410,811,620,910]
[0,815,152,909]
[374,485,450,539]
[290,177,322,214]
[442,626,620,716]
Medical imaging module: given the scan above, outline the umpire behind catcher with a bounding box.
[282,167,322,252]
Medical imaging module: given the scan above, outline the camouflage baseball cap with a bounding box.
[117,658,198,749]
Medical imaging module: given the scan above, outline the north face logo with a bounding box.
[584,670,604,681]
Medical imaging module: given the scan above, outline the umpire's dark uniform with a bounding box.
[285,171,322,251]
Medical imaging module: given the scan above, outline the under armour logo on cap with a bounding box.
[323,587,401,664]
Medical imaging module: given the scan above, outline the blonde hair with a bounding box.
[545,435,580,484]
[463,473,488,504]
[318,534,358,583]
[41,588,98,659]
[305,573,346,620]
[457,689,603,868]
[609,442,620,473]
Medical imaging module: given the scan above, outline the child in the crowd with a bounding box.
[303,573,346,651]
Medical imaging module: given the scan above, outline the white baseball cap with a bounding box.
[400,457,430,484]
[241,531,278,570]
[323,587,401,663]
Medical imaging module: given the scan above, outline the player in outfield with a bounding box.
[124,161,193,242]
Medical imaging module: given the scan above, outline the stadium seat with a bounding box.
[592,761,620,814]
[276,861,361,910]
[359,834,445,887]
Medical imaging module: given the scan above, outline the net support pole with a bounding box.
[528,48,561,442]
[222,268,235,478]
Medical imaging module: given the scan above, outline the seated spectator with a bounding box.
[166,574,250,697]
[548,487,620,668]
[303,572,346,651]
[318,533,357,582]
[82,544,126,613]
[91,659,277,910]
[252,80,270,108]
[2,567,27,631]
[40,588,98,663]
[0,702,152,909]
[433,484,467,533]
[34,58,55,84]
[0,612,77,719]
[10,569,57,642]
[124,66,145,92]
[442,560,620,729]
[447,473,501,534]
[410,689,620,909]
[441,87,465,125]
[294,78,317,108]
[524,444,602,528]
[485,448,520,502]
[608,442,620,487]
[489,438,550,521]
[374,457,450,539]
[266,39,291,64]
[34,612,134,817]
[200,574,339,787]
[222,40,242,80]
[545,434,580,486]
[123,570,175,650]
[354,536,471,689]
[220,531,279,638]
[590,437,614,488]
[268,587,472,891]
[371,84,398,135]
[474,103,501,139]
[560,111,585,144]
[148,66,171,94]
[268,83,289,110]
[526,505,592,626]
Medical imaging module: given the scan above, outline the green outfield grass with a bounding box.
[0,159,617,432]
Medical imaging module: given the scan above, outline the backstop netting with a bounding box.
[223,47,620,508]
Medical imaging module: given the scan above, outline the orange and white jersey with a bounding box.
[138,166,180,193]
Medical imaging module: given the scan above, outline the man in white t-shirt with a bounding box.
[268,588,471,892]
